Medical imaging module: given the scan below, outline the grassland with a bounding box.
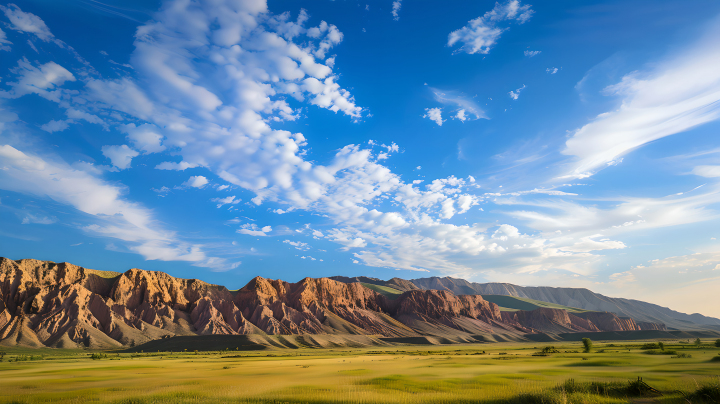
[0,340,719,403]
[359,283,403,299]
[481,295,591,313]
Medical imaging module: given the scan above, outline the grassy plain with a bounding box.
[0,340,719,404]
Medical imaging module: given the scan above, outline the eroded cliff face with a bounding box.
[0,257,668,348]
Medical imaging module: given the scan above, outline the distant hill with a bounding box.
[410,277,720,330]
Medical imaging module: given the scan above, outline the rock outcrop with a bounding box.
[0,257,674,348]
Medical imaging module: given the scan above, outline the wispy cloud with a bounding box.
[448,0,534,55]
[562,20,720,179]
[430,87,488,120]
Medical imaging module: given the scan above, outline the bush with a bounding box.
[688,379,720,403]
[557,377,662,397]
[659,341,665,351]
[715,339,720,348]
[641,343,660,350]
[582,338,592,353]
[672,352,692,358]
[695,338,702,347]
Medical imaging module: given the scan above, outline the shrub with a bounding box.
[715,339,720,348]
[582,338,592,353]
[688,379,720,403]
[673,352,692,358]
[641,343,660,350]
[695,338,702,347]
[659,341,665,351]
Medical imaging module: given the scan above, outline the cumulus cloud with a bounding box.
[508,84,525,100]
[423,107,444,126]
[101,145,139,170]
[546,67,558,74]
[0,3,54,41]
[524,50,540,57]
[562,21,720,179]
[0,59,75,101]
[284,239,310,250]
[392,1,401,20]
[120,123,166,153]
[448,0,534,55]
[40,119,69,133]
[238,224,272,236]
[183,176,209,188]
[0,0,644,277]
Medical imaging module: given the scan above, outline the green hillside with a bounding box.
[481,295,590,313]
[360,283,403,300]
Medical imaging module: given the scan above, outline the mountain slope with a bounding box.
[410,277,720,330]
[0,257,690,349]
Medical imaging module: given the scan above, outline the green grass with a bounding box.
[481,295,591,313]
[1,341,719,403]
[360,283,403,299]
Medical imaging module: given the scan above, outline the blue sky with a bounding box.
[1,0,720,317]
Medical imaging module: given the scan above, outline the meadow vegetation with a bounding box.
[0,340,718,403]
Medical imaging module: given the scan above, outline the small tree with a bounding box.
[582,338,593,353]
[694,338,702,348]
[658,342,665,351]
[715,339,720,348]
[0,350,5,361]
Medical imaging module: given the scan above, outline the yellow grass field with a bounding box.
[1,340,719,403]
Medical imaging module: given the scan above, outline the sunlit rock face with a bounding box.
[0,257,669,348]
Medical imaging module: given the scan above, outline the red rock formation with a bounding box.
[636,321,667,331]
[0,257,671,348]
[574,311,640,331]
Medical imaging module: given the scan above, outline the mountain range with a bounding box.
[1,257,718,350]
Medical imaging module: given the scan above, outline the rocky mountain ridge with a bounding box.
[1,258,670,349]
[407,277,720,330]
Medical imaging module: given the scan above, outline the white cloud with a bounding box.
[508,84,525,100]
[21,213,56,225]
[546,67,558,74]
[392,1,401,20]
[155,161,199,171]
[66,108,107,129]
[0,3,54,41]
[238,223,272,237]
[0,28,11,51]
[562,21,720,179]
[121,123,166,154]
[0,59,75,102]
[40,119,69,133]
[423,107,444,126]
[692,165,720,178]
[430,88,488,120]
[284,239,310,250]
[524,50,540,57]
[211,195,240,208]
[183,176,209,188]
[0,145,230,270]
[454,109,467,122]
[101,145,139,170]
[448,0,534,55]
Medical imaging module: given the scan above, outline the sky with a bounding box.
[1,0,720,318]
